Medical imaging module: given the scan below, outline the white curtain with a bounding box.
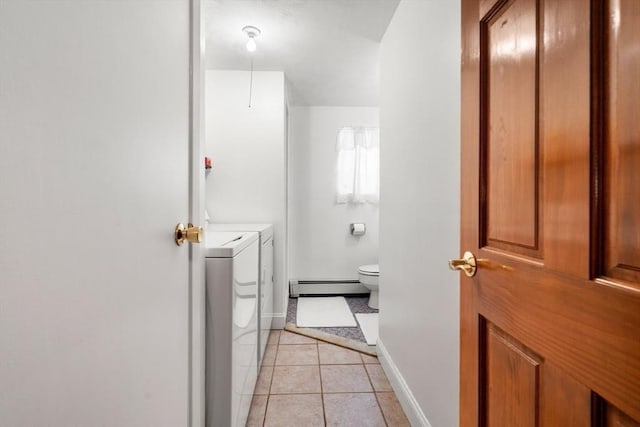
[336,127,380,204]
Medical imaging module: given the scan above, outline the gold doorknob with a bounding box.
[175,223,203,246]
[448,251,477,277]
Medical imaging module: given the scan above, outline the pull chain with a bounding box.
[248,56,254,108]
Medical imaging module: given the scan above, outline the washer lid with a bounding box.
[358,264,379,275]
[206,223,273,241]
[205,231,259,258]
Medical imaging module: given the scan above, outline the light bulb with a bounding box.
[246,37,256,52]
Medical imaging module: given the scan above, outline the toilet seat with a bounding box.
[358,264,379,276]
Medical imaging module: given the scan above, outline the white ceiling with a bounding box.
[204,0,400,106]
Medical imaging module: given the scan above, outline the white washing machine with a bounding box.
[205,231,259,427]
[206,224,274,371]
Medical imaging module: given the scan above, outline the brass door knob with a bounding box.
[448,251,477,277]
[175,223,203,246]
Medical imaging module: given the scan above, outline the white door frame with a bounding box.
[189,1,206,426]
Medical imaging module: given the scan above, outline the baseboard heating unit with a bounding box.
[289,279,369,297]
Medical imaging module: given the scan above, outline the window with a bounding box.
[336,127,380,204]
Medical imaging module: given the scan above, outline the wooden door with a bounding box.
[460,0,640,425]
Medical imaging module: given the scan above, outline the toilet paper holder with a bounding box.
[350,223,366,236]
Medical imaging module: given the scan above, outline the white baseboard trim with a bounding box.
[271,313,287,330]
[377,339,432,427]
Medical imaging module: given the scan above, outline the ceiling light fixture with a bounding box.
[242,26,261,108]
[242,25,261,53]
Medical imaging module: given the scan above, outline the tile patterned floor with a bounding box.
[286,296,378,343]
[247,330,410,427]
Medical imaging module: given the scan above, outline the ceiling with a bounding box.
[204,0,400,106]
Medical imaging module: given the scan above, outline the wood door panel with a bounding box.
[607,403,640,427]
[484,323,540,427]
[480,0,502,19]
[474,263,640,422]
[483,320,595,427]
[483,0,540,256]
[541,0,591,278]
[540,361,591,427]
[604,0,640,286]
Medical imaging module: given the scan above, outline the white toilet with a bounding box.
[358,264,380,309]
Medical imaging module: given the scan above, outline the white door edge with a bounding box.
[189,1,206,426]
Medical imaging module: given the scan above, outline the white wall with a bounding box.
[378,1,460,426]
[289,107,379,280]
[205,70,288,326]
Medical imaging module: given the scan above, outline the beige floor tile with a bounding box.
[264,394,324,427]
[246,394,268,427]
[254,366,273,395]
[267,330,281,345]
[275,344,319,366]
[262,345,277,366]
[321,365,373,393]
[270,365,322,394]
[376,392,411,426]
[279,330,317,345]
[361,353,380,364]
[324,393,386,427]
[365,364,393,392]
[318,343,363,365]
